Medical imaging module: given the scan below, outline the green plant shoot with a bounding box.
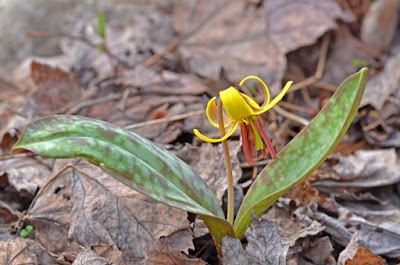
[98,11,106,52]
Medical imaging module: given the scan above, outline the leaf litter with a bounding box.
[0,0,400,264]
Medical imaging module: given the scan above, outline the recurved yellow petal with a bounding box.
[252,81,293,115]
[206,97,233,128]
[193,121,239,143]
[239,75,271,109]
[220,87,254,121]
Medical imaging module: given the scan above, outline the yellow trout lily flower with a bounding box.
[193,75,293,165]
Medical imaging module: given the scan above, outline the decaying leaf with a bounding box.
[0,157,52,195]
[174,0,352,94]
[321,29,371,86]
[221,214,288,265]
[29,61,82,114]
[68,164,193,263]
[311,203,400,258]
[145,238,207,265]
[27,160,79,261]
[301,236,334,265]
[360,0,399,52]
[361,51,400,110]
[92,245,141,265]
[73,249,110,265]
[315,149,400,188]
[345,246,386,265]
[337,232,359,265]
[261,203,325,247]
[0,237,37,264]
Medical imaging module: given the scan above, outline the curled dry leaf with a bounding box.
[221,214,288,265]
[72,249,110,265]
[261,203,325,247]
[337,232,359,265]
[0,157,52,195]
[311,203,400,258]
[174,0,352,94]
[315,149,400,188]
[68,164,193,264]
[361,51,400,110]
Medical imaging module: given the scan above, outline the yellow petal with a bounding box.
[252,81,293,115]
[220,87,254,121]
[193,121,239,143]
[206,97,233,128]
[239,75,271,109]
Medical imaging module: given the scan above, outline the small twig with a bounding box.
[289,33,330,93]
[273,105,309,126]
[312,81,337,92]
[142,39,179,68]
[277,101,315,115]
[66,93,123,114]
[240,159,272,168]
[125,109,205,130]
[0,153,34,161]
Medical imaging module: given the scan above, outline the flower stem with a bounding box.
[217,98,234,225]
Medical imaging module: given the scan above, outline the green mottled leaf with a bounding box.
[13,116,234,242]
[234,68,368,238]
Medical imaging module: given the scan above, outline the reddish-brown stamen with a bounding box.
[261,146,267,159]
[246,123,256,158]
[240,122,254,166]
[253,119,277,159]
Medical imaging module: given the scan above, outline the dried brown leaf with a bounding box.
[361,51,400,109]
[302,236,334,265]
[345,246,386,265]
[145,238,206,265]
[0,238,37,264]
[360,0,399,52]
[311,204,400,258]
[261,204,325,247]
[322,29,370,86]
[68,164,193,264]
[338,233,359,265]
[73,249,110,265]
[174,0,351,94]
[315,149,400,188]
[30,61,81,114]
[92,245,141,265]
[221,214,288,265]
[27,161,79,261]
[0,157,52,195]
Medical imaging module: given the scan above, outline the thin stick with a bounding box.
[217,98,234,225]
[142,39,179,68]
[273,105,309,126]
[125,109,205,130]
[288,33,330,93]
